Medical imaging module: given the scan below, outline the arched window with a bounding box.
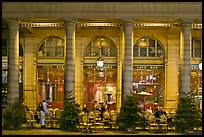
[191,38,202,58]
[37,37,64,58]
[134,38,164,58]
[84,36,117,57]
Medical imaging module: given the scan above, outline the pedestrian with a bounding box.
[40,97,51,128]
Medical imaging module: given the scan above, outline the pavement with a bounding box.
[2,123,202,135]
[2,128,203,135]
[1,129,181,135]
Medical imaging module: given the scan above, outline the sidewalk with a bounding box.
[2,123,202,135]
[3,128,201,135]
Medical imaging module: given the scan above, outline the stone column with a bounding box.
[122,21,134,99]
[64,20,75,101]
[179,20,192,99]
[24,36,36,108]
[7,20,19,105]
[165,34,180,111]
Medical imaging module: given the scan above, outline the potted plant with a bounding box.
[59,90,80,131]
[118,92,145,132]
[174,92,202,133]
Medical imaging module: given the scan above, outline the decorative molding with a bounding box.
[17,21,201,29]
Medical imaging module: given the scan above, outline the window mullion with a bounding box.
[147,39,149,57]
[155,40,157,57]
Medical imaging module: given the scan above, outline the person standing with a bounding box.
[40,97,50,128]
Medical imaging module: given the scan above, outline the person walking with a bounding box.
[40,97,50,128]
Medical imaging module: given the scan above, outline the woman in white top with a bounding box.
[40,97,51,128]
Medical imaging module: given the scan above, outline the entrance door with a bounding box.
[83,66,117,110]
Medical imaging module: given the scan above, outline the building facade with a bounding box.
[2,2,202,113]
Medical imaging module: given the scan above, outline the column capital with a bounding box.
[180,19,192,28]
[63,19,76,26]
[121,19,134,26]
[5,18,20,25]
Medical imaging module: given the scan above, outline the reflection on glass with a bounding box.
[133,66,165,107]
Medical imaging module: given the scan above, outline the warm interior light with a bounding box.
[199,62,202,70]
[97,60,104,67]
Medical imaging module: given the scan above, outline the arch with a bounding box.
[133,37,165,58]
[84,36,117,57]
[37,36,64,58]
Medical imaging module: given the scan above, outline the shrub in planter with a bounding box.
[118,92,144,131]
[174,93,202,132]
[59,90,80,131]
[2,99,26,129]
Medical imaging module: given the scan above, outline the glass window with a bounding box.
[140,47,147,57]
[38,37,64,58]
[148,39,155,57]
[192,38,202,58]
[157,43,163,57]
[133,66,165,110]
[84,36,117,57]
[190,65,202,109]
[37,66,64,109]
[133,43,138,57]
[134,38,164,58]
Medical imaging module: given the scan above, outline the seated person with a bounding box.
[159,107,167,116]
[82,104,89,114]
[145,106,153,119]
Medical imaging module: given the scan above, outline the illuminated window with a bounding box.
[134,38,164,58]
[37,37,64,58]
[84,36,117,57]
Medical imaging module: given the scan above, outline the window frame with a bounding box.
[133,37,164,59]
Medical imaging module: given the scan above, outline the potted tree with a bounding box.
[174,92,202,133]
[118,92,145,133]
[59,90,80,131]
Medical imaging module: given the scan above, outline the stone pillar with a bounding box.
[64,20,75,101]
[179,20,192,99]
[165,34,180,112]
[122,21,134,99]
[7,20,19,105]
[24,36,36,108]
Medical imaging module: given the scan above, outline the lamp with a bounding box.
[199,62,202,71]
[97,57,104,67]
